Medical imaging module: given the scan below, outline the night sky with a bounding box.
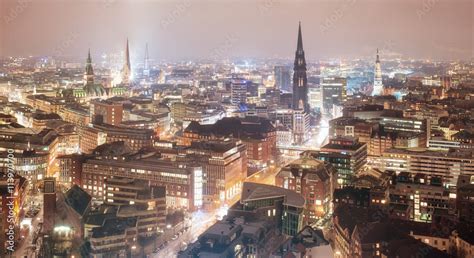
[1,0,472,61]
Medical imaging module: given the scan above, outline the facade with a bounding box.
[310,137,367,187]
[321,77,347,115]
[389,172,454,222]
[274,65,291,92]
[90,99,123,126]
[78,123,154,154]
[56,154,85,187]
[180,140,247,207]
[0,150,48,185]
[276,157,337,223]
[230,79,248,105]
[238,182,305,236]
[81,154,203,211]
[382,148,474,187]
[183,117,276,168]
[58,105,90,127]
[104,177,166,237]
[292,109,310,145]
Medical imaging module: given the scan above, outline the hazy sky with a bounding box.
[0,0,472,61]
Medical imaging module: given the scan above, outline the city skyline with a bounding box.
[1,0,472,61]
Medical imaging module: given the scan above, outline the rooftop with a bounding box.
[241,182,305,208]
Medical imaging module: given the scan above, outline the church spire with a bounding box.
[84,48,94,85]
[297,21,303,51]
[292,22,308,111]
[122,38,132,84]
[376,48,380,63]
[372,48,383,96]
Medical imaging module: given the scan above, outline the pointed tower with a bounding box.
[372,48,383,96]
[143,43,150,77]
[292,22,308,111]
[121,38,132,84]
[84,49,94,85]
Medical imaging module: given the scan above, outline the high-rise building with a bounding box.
[321,77,347,115]
[274,65,291,92]
[84,49,94,86]
[292,22,308,111]
[293,109,310,145]
[230,79,248,105]
[372,48,383,96]
[121,38,132,84]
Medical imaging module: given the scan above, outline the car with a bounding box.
[171,235,178,240]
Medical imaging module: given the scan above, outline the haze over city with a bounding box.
[1,1,474,258]
[1,0,473,61]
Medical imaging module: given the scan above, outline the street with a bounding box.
[153,209,220,257]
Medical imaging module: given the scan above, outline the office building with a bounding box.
[309,137,367,187]
[90,99,123,126]
[321,77,347,115]
[274,65,291,92]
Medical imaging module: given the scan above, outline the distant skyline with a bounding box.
[0,0,472,61]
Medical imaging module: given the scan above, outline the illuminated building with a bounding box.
[309,137,367,187]
[308,86,322,111]
[184,117,276,168]
[0,175,27,252]
[230,79,248,105]
[231,182,305,236]
[104,177,166,236]
[89,217,139,257]
[90,99,123,126]
[389,172,455,222]
[56,154,85,187]
[26,94,69,113]
[292,109,310,145]
[276,157,337,223]
[0,113,17,124]
[31,113,62,130]
[382,148,474,187]
[292,22,309,111]
[58,104,90,127]
[180,140,247,207]
[372,48,383,96]
[321,77,347,115]
[0,150,48,185]
[81,151,203,211]
[78,123,154,154]
[274,65,291,92]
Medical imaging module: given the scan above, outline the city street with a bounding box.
[13,193,43,258]
[153,209,220,257]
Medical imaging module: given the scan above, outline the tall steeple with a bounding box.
[84,48,94,85]
[122,38,132,84]
[292,22,308,111]
[372,48,383,96]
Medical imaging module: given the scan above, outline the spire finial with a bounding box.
[297,22,303,50]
